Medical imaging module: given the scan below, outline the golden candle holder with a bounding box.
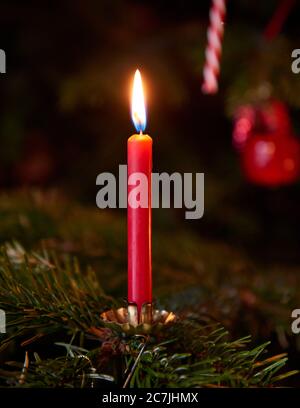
[100,302,177,335]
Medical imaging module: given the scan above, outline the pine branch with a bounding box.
[0,193,298,387]
[0,190,299,346]
[125,322,294,388]
[1,322,296,388]
[0,242,116,352]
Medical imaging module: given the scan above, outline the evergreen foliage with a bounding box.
[0,192,298,387]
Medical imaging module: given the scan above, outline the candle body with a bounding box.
[127,134,152,312]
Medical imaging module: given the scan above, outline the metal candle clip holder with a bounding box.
[100,302,177,334]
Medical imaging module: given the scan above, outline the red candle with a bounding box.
[128,69,152,313]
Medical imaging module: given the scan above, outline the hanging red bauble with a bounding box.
[233,99,292,152]
[241,131,300,187]
[258,99,292,135]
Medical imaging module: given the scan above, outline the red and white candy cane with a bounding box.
[202,0,227,94]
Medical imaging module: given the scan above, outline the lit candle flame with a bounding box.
[131,69,146,133]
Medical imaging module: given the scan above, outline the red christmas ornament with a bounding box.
[258,99,292,135]
[241,131,300,187]
[233,99,292,151]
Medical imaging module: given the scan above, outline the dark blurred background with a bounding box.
[1,0,300,265]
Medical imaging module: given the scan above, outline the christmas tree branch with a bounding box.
[0,243,297,387]
[0,242,116,353]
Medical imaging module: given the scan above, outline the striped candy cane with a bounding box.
[202,0,227,94]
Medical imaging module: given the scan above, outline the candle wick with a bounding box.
[139,130,143,135]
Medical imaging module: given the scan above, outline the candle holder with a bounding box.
[100,302,177,335]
